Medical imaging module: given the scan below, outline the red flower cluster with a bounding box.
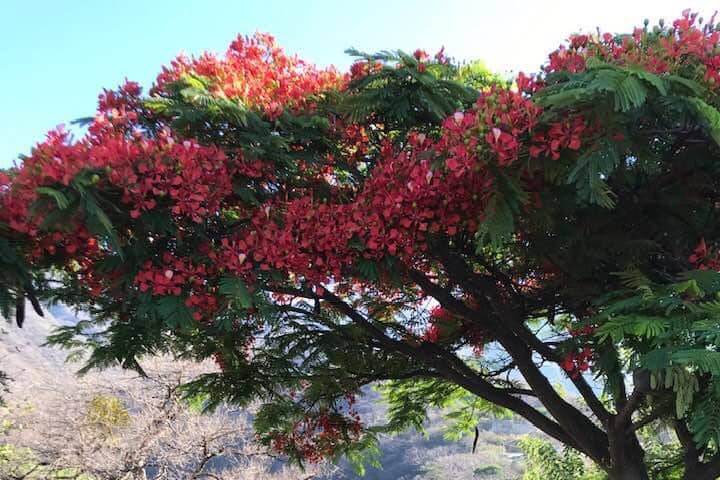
[135,253,208,296]
[413,49,429,72]
[561,347,593,379]
[30,226,98,260]
[106,135,233,223]
[1,129,90,235]
[135,253,219,321]
[545,10,720,90]
[214,124,494,286]
[569,325,595,337]
[155,33,346,118]
[516,71,544,95]
[436,110,481,175]
[3,125,236,235]
[689,238,720,270]
[349,60,383,81]
[530,116,587,160]
[547,45,587,74]
[423,306,487,355]
[240,197,360,282]
[97,79,141,110]
[338,123,370,163]
[422,306,456,343]
[355,139,489,252]
[269,408,362,462]
[413,49,429,61]
[475,86,542,166]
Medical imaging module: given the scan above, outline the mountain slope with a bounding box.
[1,307,538,479]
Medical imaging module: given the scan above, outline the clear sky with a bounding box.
[1,1,716,167]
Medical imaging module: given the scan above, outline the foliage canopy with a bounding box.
[4,12,720,479]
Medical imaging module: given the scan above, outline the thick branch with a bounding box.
[689,455,720,480]
[268,282,591,456]
[409,262,610,464]
[320,288,581,450]
[616,388,646,427]
[675,419,702,477]
[435,249,611,424]
[627,410,663,433]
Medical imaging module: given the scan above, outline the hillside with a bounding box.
[0,306,539,479]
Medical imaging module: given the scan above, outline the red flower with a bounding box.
[561,347,593,379]
[530,116,587,160]
[155,33,346,119]
[689,238,708,265]
[413,49,429,61]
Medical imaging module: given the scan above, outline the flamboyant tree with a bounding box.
[4,12,720,479]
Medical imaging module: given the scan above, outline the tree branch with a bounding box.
[409,260,610,464]
[436,248,612,424]
[319,288,582,451]
[616,387,647,427]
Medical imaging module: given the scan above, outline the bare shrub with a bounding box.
[1,357,335,479]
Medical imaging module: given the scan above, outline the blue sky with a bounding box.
[1,1,716,167]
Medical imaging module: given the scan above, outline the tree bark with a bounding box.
[608,461,650,480]
[607,420,650,480]
[676,420,720,480]
[683,457,720,480]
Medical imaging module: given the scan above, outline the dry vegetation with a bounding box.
[0,313,335,479]
[0,308,539,479]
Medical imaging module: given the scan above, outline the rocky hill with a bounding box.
[0,305,540,479]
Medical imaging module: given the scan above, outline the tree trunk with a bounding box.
[607,423,650,480]
[608,460,650,480]
[682,459,720,480]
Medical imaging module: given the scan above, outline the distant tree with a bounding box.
[1,358,334,479]
[0,370,9,408]
[4,11,720,479]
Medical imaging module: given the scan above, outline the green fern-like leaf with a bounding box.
[218,277,253,309]
[156,296,195,330]
[686,97,720,146]
[566,139,619,208]
[36,186,70,210]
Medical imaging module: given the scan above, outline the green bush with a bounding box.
[519,436,605,480]
[85,394,130,433]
